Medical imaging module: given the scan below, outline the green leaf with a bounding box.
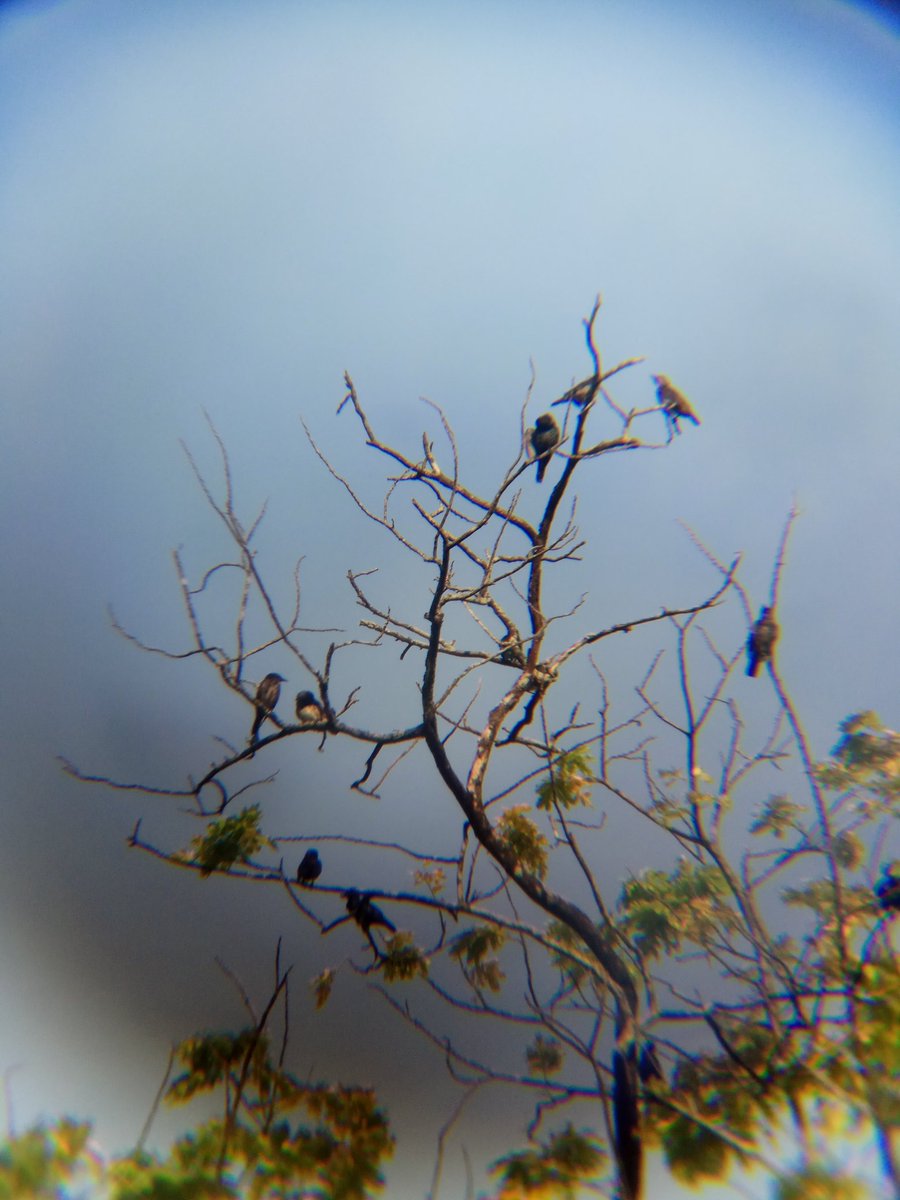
[536,748,594,811]
[312,968,335,1010]
[412,866,445,897]
[750,795,804,839]
[496,805,549,878]
[816,712,900,804]
[450,927,507,992]
[491,1125,606,1198]
[0,1119,99,1198]
[832,830,863,870]
[450,925,506,964]
[619,860,734,959]
[167,1030,263,1102]
[381,933,429,982]
[775,1167,870,1200]
[188,804,272,875]
[526,1035,564,1077]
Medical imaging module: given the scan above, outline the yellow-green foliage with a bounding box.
[816,712,900,809]
[536,748,593,811]
[496,805,549,878]
[619,860,736,958]
[490,1125,606,1198]
[526,1035,564,1077]
[312,968,335,1010]
[119,1029,393,1199]
[188,805,272,875]
[775,1168,870,1200]
[412,865,445,897]
[0,1119,99,1199]
[381,932,429,982]
[451,926,507,992]
[750,794,806,839]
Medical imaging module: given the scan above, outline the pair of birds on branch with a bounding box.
[249,674,325,747]
[528,373,701,483]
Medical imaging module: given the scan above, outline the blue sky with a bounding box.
[1,0,898,1195]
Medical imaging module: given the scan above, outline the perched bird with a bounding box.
[250,672,285,745]
[498,632,526,669]
[746,607,779,678]
[551,375,597,409]
[639,1041,663,1084]
[652,374,701,434]
[344,888,396,934]
[295,690,325,725]
[296,849,322,887]
[530,413,561,483]
[875,867,900,914]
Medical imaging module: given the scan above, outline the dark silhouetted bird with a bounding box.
[295,690,325,725]
[652,373,701,434]
[551,375,597,409]
[875,867,900,914]
[250,672,286,745]
[639,1041,663,1084]
[344,888,396,934]
[498,632,526,669]
[746,607,779,677]
[297,849,322,887]
[530,413,561,483]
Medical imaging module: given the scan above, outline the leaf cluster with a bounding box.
[450,925,507,993]
[490,1125,606,1199]
[187,805,272,876]
[536,749,594,812]
[619,860,736,959]
[0,1119,98,1199]
[496,806,549,879]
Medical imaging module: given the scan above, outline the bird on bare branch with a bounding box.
[295,690,325,725]
[551,375,598,409]
[344,888,396,934]
[652,374,701,435]
[250,672,285,746]
[746,607,779,678]
[499,632,526,669]
[297,849,322,886]
[530,413,561,483]
[639,1041,663,1084]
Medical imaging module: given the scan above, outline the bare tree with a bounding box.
[64,299,899,1200]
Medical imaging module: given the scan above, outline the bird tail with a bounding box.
[746,656,760,678]
[536,458,547,483]
[250,707,265,743]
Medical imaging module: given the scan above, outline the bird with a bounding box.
[498,632,526,669]
[746,607,779,678]
[296,849,322,887]
[652,374,701,434]
[530,413,561,483]
[295,690,325,725]
[875,867,900,914]
[639,1041,663,1084]
[249,672,285,745]
[344,888,396,934]
[551,375,597,409]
